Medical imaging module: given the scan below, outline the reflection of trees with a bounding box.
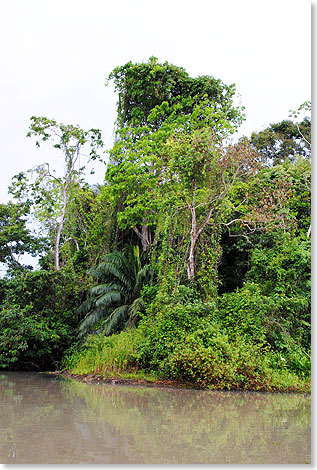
[0,372,85,463]
[63,381,311,464]
[0,372,141,463]
[0,373,310,464]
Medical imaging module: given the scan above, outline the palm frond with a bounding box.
[78,306,107,337]
[133,264,153,297]
[95,291,122,308]
[76,298,95,316]
[127,297,145,323]
[90,282,125,298]
[90,260,133,290]
[103,305,129,336]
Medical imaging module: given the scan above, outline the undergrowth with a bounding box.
[61,310,310,393]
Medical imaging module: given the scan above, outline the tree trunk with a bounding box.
[54,182,69,270]
[186,196,214,281]
[187,237,197,280]
[133,224,151,251]
[187,203,197,280]
[307,224,311,238]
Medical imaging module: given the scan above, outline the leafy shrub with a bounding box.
[159,323,269,389]
[268,334,311,378]
[263,294,310,350]
[159,323,308,391]
[3,269,81,315]
[137,300,215,370]
[246,234,311,297]
[0,305,74,370]
[217,282,269,343]
[217,282,310,353]
[0,269,79,370]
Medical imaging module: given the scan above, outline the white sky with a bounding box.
[0,0,311,203]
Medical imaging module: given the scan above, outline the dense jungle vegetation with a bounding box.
[0,58,311,391]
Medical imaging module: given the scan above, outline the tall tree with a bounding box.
[162,131,259,281]
[106,58,245,250]
[107,56,243,131]
[10,117,104,270]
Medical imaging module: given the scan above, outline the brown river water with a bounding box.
[0,371,311,464]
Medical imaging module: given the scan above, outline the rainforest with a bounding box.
[0,58,311,392]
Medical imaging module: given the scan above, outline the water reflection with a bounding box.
[0,372,311,464]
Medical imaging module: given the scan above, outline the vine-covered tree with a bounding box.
[106,57,245,251]
[107,56,243,131]
[162,130,259,280]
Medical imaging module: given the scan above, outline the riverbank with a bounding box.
[47,371,310,393]
[54,371,200,390]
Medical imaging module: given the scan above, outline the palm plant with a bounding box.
[77,246,153,337]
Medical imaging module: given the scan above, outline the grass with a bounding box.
[61,327,146,376]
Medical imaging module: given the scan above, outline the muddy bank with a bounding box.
[50,371,200,390]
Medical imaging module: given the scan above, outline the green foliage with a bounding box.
[0,201,43,272]
[162,326,271,390]
[243,232,311,351]
[0,269,79,370]
[78,246,153,337]
[250,119,311,165]
[61,327,146,376]
[217,283,269,343]
[193,236,222,299]
[3,269,81,315]
[64,308,309,391]
[246,234,311,297]
[218,280,310,354]
[268,336,311,378]
[0,305,73,370]
[137,300,215,371]
[107,57,243,131]
[162,326,308,391]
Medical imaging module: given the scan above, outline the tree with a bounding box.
[225,157,310,240]
[249,119,311,165]
[77,246,153,337]
[288,100,311,148]
[10,117,104,270]
[161,131,259,281]
[0,201,42,273]
[106,58,245,251]
[0,269,79,370]
[249,101,311,167]
[107,56,243,131]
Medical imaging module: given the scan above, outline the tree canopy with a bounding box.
[107,56,243,131]
[0,58,311,391]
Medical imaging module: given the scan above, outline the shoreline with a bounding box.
[46,371,310,393]
[52,371,202,390]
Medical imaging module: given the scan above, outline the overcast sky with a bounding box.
[0,0,311,203]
